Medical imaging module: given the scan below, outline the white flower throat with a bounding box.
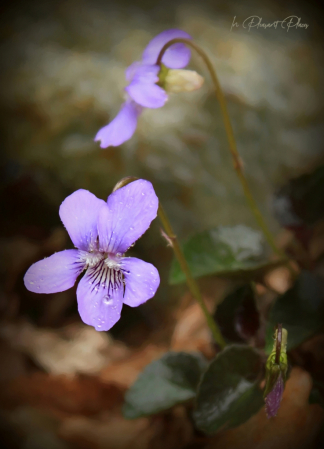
[79,250,125,296]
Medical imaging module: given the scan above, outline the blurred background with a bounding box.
[0,0,324,448]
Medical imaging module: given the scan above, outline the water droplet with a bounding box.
[97,324,102,329]
[103,295,113,306]
[142,192,145,196]
[129,227,134,231]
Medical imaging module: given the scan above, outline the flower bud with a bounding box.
[264,326,288,418]
[163,69,204,93]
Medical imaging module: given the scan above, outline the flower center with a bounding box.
[80,250,104,268]
[81,251,124,297]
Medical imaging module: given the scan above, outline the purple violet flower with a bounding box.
[95,29,191,148]
[24,179,160,331]
[265,373,284,418]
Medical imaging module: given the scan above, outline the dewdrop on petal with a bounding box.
[164,69,204,93]
[24,180,160,332]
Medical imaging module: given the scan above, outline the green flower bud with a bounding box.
[264,326,288,417]
[158,64,204,93]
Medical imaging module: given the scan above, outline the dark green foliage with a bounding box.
[193,345,264,434]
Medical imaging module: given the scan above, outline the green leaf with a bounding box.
[265,271,324,353]
[309,383,324,408]
[214,284,260,343]
[193,345,264,434]
[123,351,208,419]
[169,225,282,285]
[274,165,324,227]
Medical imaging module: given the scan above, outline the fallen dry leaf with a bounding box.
[59,414,151,449]
[0,321,130,376]
[3,406,68,449]
[99,344,167,388]
[0,372,124,417]
[148,406,194,449]
[58,405,193,449]
[171,302,215,358]
[263,266,293,294]
[0,339,27,383]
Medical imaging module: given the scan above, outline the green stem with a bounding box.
[113,177,226,348]
[158,204,226,349]
[156,38,286,260]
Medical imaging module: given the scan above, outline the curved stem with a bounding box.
[156,39,286,259]
[114,177,226,349]
[275,323,282,365]
[158,204,226,349]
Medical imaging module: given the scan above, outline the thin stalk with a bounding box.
[158,203,226,348]
[275,323,283,365]
[156,38,286,260]
[113,177,226,348]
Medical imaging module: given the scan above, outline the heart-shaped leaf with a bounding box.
[215,284,260,343]
[193,345,264,434]
[273,165,324,228]
[169,225,283,285]
[123,351,207,419]
[265,271,324,353]
[273,165,324,249]
[309,381,324,408]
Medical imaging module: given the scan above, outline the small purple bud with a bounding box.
[95,29,192,148]
[265,373,284,418]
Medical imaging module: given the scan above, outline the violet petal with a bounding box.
[142,29,192,69]
[125,63,165,109]
[121,257,160,307]
[265,373,284,418]
[76,268,124,331]
[125,66,168,108]
[95,101,142,148]
[101,179,159,254]
[24,249,84,294]
[125,61,142,82]
[59,189,106,251]
[126,82,167,109]
[97,203,111,253]
[128,64,160,83]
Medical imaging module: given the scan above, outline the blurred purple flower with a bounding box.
[95,29,191,148]
[265,373,284,418]
[24,180,160,331]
